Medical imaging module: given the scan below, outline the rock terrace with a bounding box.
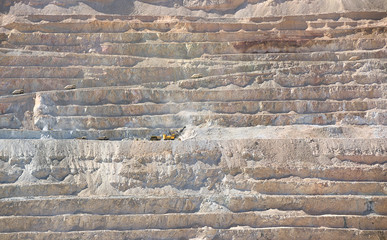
[0,1,386,239]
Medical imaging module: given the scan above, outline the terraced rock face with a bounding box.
[0,1,386,239]
[1,0,387,16]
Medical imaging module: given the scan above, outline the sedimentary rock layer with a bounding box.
[0,2,386,239]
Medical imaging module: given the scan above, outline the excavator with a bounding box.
[150,126,186,141]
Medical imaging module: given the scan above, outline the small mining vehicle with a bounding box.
[163,134,176,140]
[150,126,186,141]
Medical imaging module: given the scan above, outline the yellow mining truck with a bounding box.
[163,134,176,140]
[150,126,186,141]
[150,136,161,141]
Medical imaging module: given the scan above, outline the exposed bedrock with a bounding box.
[0,2,386,239]
[2,0,387,16]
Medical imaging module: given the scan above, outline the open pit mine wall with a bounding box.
[0,0,386,239]
[1,138,386,197]
[1,0,387,16]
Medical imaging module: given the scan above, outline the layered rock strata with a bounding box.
[0,2,386,239]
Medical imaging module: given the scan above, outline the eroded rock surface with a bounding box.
[1,0,387,16]
[0,1,386,239]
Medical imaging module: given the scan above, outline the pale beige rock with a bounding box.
[11,89,24,95]
[3,0,387,16]
[349,56,361,61]
[64,84,76,90]
[182,0,245,11]
[0,2,386,239]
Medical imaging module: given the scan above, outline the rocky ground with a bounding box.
[0,0,386,239]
